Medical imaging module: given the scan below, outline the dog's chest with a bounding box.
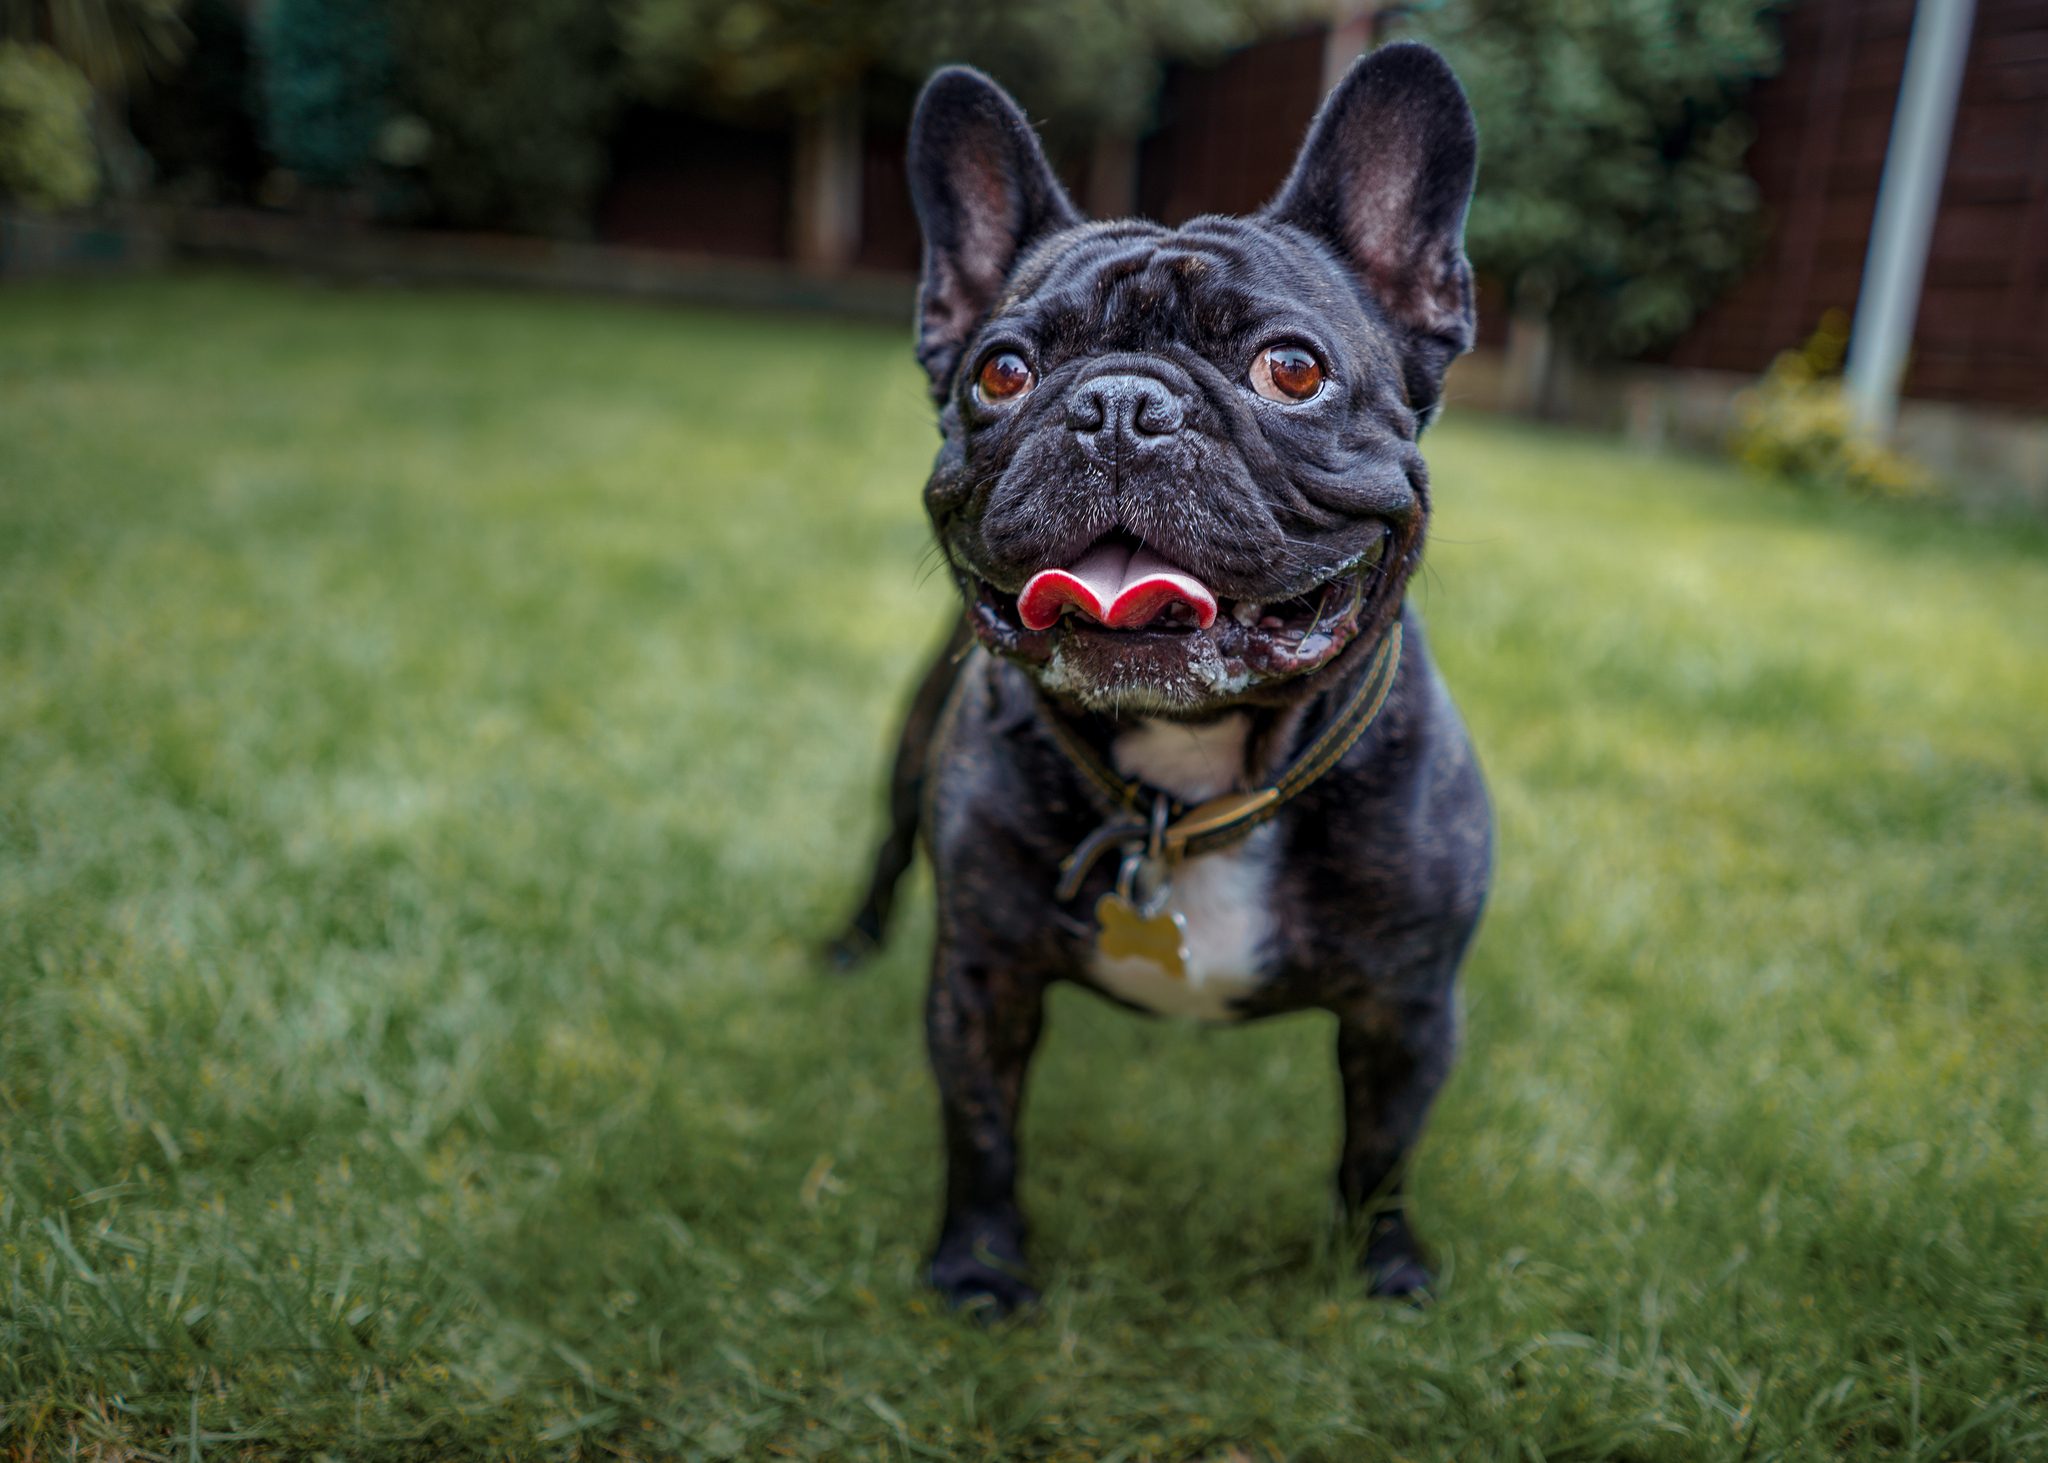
[1083,715,1278,1022]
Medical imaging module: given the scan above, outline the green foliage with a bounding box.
[3,275,2046,1456]
[1730,310,1934,499]
[385,0,618,234]
[253,0,389,188]
[0,0,188,93]
[896,0,1295,139]
[620,0,882,110]
[0,39,96,207]
[1407,0,1785,358]
[620,0,1309,136]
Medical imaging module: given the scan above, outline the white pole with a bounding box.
[1322,3,1377,94]
[1845,0,1976,436]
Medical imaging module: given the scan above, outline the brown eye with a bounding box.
[1251,343,1324,402]
[976,351,1034,403]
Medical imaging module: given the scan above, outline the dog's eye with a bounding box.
[975,352,1034,404]
[1251,344,1324,402]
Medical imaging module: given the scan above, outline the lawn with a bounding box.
[2,273,2044,1461]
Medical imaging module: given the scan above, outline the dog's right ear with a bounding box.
[1266,43,1478,420]
[908,67,1081,402]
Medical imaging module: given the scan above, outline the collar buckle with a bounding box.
[1045,622,1403,902]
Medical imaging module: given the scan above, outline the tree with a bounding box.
[254,0,389,189]
[889,0,1290,143]
[4,0,189,205]
[620,0,883,114]
[1403,0,1785,363]
[621,0,1302,138]
[618,0,1311,263]
[0,39,96,207]
[386,0,618,234]
[0,0,186,95]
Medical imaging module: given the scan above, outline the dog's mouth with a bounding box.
[1017,538,1219,634]
[963,528,1394,703]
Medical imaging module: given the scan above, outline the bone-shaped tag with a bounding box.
[1094,890,1189,980]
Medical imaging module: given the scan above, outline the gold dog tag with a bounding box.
[1094,891,1189,978]
[1094,849,1188,979]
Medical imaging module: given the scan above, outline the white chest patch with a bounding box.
[1084,716,1279,1022]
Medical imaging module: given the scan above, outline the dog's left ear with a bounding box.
[908,67,1082,402]
[1267,42,1478,416]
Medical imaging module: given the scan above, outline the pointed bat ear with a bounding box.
[907,67,1082,401]
[1266,42,1479,415]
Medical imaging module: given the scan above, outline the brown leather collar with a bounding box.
[1039,622,1403,900]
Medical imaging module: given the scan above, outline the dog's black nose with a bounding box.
[1067,374,1184,446]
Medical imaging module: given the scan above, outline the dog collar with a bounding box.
[1043,622,1403,900]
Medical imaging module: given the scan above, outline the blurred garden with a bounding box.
[4,0,2048,1458]
[10,0,2042,498]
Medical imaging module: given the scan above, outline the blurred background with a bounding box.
[4,2,2047,1457]
[4,0,2045,508]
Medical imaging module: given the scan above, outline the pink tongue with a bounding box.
[1017,542,1218,631]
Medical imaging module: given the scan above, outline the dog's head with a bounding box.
[909,44,1477,716]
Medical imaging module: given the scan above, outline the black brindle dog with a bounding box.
[832,43,1493,1314]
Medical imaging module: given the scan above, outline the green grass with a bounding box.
[2,273,2044,1461]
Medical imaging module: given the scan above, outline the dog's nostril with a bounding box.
[1070,374,1183,442]
[1132,394,1182,436]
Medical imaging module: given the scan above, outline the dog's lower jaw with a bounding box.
[1036,639,1254,715]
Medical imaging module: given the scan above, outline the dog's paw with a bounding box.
[1360,1213,1435,1303]
[1364,1253,1434,1302]
[819,919,881,975]
[929,1230,1037,1319]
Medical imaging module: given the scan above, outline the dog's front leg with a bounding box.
[1336,996,1459,1299]
[925,950,1045,1315]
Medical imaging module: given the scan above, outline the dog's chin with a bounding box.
[960,547,1391,716]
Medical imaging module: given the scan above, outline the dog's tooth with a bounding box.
[1233,600,1263,627]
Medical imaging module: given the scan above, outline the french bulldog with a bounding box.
[832,42,1493,1314]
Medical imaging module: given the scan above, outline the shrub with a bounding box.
[386,0,617,234]
[1728,312,1933,499]
[254,0,389,188]
[0,40,97,209]
[0,0,189,94]
[1409,0,1787,359]
[620,0,1305,140]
